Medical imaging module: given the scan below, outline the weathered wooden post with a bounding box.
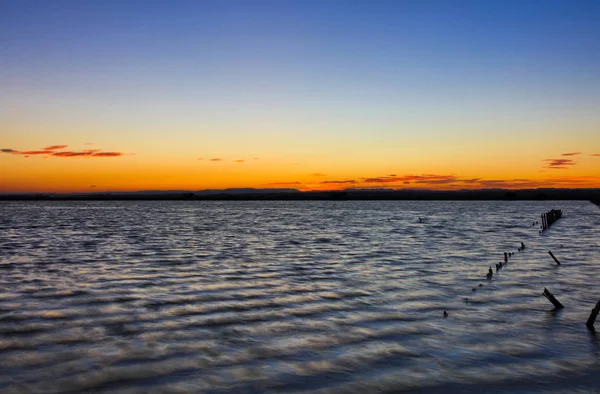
[542,288,564,309]
[586,300,600,329]
[544,213,547,228]
[548,251,561,265]
[541,213,545,229]
[540,209,563,231]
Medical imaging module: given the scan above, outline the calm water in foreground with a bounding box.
[1,201,599,393]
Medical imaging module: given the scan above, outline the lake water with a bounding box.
[1,201,599,393]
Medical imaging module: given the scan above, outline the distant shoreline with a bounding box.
[2,188,600,201]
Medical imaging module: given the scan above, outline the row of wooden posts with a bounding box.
[537,207,599,330]
[540,209,562,231]
[587,201,600,327]
[546,284,600,330]
[467,207,599,330]
[508,246,599,330]
[545,287,600,329]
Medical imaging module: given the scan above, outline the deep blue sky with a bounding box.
[3,0,599,109]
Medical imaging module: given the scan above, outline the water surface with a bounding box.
[1,201,599,393]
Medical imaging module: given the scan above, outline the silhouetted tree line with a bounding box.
[2,189,600,201]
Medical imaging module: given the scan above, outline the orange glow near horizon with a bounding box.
[2,143,600,193]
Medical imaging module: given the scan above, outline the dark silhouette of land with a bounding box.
[1,188,600,201]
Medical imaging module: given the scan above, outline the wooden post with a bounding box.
[544,213,548,228]
[548,251,561,265]
[541,213,546,229]
[542,288,564,309]
[586,300,600,329]
[540,209,563,231]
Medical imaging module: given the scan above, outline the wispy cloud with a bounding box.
[210,158,222,161]
[544,158,576,169]
[591,154,600,157]
[311,173,326,177]
[1,146,127,158]
[234,159,244,162]
[43,145,67,151]
[270,171,600,191]
[561,152,581,156]
[51,151,95,157]
[361,174,458,184]
[87,152,123,157]
[472,177,600,189]
[305,174,471,190]
[197,157,204,160]
[51,150,123,157]
[361,177,398,183]
[320,180,356,184]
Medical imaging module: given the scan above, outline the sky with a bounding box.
[1,0,599,192]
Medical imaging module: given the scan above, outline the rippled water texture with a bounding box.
[1,201,599,393]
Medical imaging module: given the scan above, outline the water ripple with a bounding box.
[1,200,599,393]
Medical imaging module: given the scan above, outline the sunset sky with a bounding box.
[1,0,599,193]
